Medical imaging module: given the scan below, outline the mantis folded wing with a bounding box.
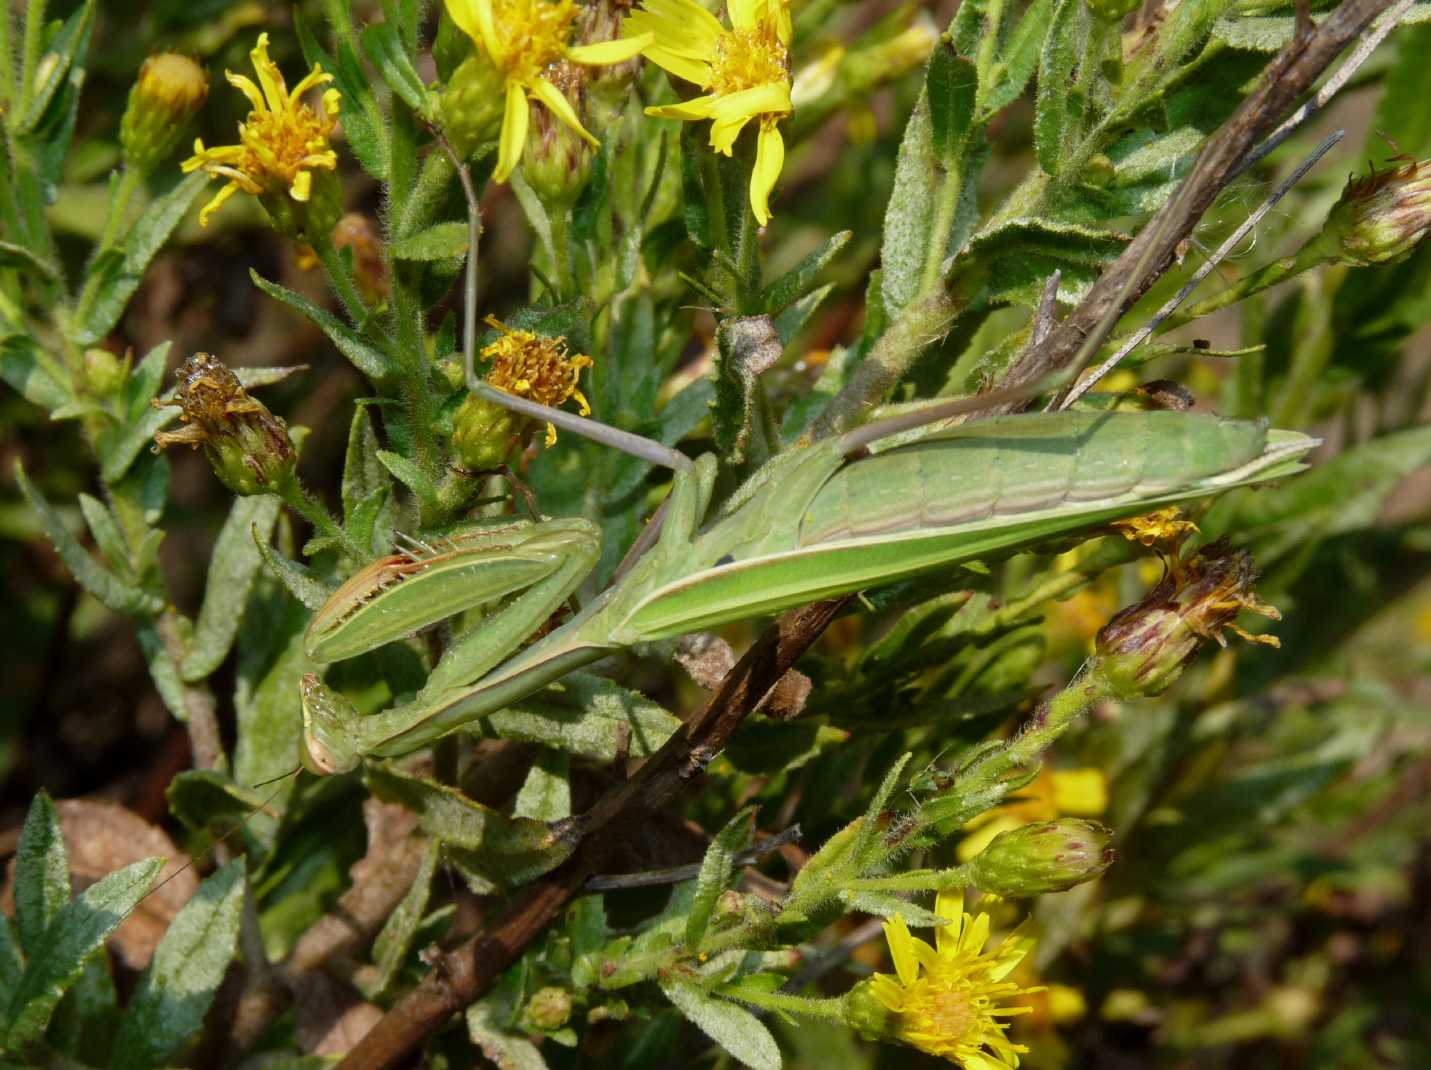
[301,408,1317,774]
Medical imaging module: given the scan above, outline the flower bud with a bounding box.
[1093,538,1280,698]
[451,392,523,470]
[966,818,1114,896]
[440,52,508,158]
[153,353,296,496]
[1322,156,1431,267]
[524,986,573,1031]
[83,348,128,398]
[842,978,897,1040]
[523,64,594,210]
[120,53,209,173]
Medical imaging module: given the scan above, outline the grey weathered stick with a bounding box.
[1056,130,1344,409]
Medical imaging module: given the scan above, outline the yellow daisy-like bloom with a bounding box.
[957,767,1108,863]
[481,314,593,445]
[444,0,650,183]
[868,891,1040,1069]
[182,33,341,227]
[625,0,793,225]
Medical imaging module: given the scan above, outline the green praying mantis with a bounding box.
[299,387,1317,775]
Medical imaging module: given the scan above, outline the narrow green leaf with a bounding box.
[136,620,188,723]
[928,47,978,160]
[467,999,550,1070]
[513,751,571,822]
[74,174,208,346]
[15,1,93,134]
[14,462,163,616]
[109,860,246,1070]
[3,857,163,1049]
[361,22,432,118]
[376,449,439,506]
[234,590,311,796]
[837,889,947,926]
[77,494,130,576]
[165,771,278,858]
[660,982,782,1070]
[0,239,59,282]
[342,406,391,520]
[685,807,756,951]
[1,335,72,410]
[487,673,681,761]
[1034,0,1079,175]
[249,270,393,382]
[373,844,438,993]
[387,221,469,261]
[850,753,912,870]
[14,792,69,957]
[293,10,388,179]
[366,764,574,892]
[773,282,834,346]
[181,496,281,681]
[762,230,851,313]
[0,918,22,1010]
[253,534,334,611]
[981,0,1053,116]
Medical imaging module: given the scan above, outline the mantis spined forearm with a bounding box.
[299,405,1315,774]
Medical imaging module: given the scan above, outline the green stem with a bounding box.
[847,869,969,894]
[96,167,145,253]
[16,0,47,119]
[551,210,573,301]
[1159,236,1333,333]
[277,474,363,559]
[720,987,848,1024]
[313,237,370,325]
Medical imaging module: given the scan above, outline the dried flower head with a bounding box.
[625,0,793,225]
[182,33,341,229]
[1323,154,1431,267]
[153,353,295,496]
[121,53,209,173]
[846,890,1040,1069]
[442,0,649,181]
[1111,507,1198,551]
[1094,537,1280,698]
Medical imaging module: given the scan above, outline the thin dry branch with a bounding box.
[335,597,850,1070]
[994,0,1400,409]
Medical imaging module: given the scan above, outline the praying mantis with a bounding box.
[299,393,1316,775]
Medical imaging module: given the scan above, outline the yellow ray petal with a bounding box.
[728,0,757,30]
[493,81,529,182]
[883,915,920,987]
[225,72,266,114]
[646,94,721,121]
[249,33,288,112]
[624,10,718,64]
[709,110,754,155]
[531,76,598,147]
[289,168,313,202]
[566,33,651,65]
[444,0,485,45]
[197,181,239,227]
[933,888,965,954]
[641,0,725,41]
[749,118,783,225]
[639,43,712,84]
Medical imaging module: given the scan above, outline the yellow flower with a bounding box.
[480,314,593,445]
[864,891,1040,1069]
[957,768,1108,863]
[1110,507,1198,551]
[182,33,341,227]
[625,0,793,225]
[443,0,649,183]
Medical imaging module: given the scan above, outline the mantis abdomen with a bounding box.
[800,411,1265,545]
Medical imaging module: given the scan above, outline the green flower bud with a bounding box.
[522,64,594,210]
[967,818,1114,896]
[259,168,345,245]
[1322,156,1431,267]
[451,392,523,471]
[1093,538,1279,698]
[441,53,507,158]
[120,53,209,173]
[83,348,128,398]
[153,353,296,497]
[524,986,573,1031]
[843,978,897,1040]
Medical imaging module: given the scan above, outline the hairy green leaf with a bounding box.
[660,982,781,1070]
[13,792,69,958]
[685,807,756,952]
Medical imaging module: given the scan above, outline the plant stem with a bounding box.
[847,869,969,893]
[1158,235,1332,332]
[97,166,145,252]
[314,236,370,325]
[277,474,363,559]
[722,986,848,1023]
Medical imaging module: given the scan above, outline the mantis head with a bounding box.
[300,673,364,775]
